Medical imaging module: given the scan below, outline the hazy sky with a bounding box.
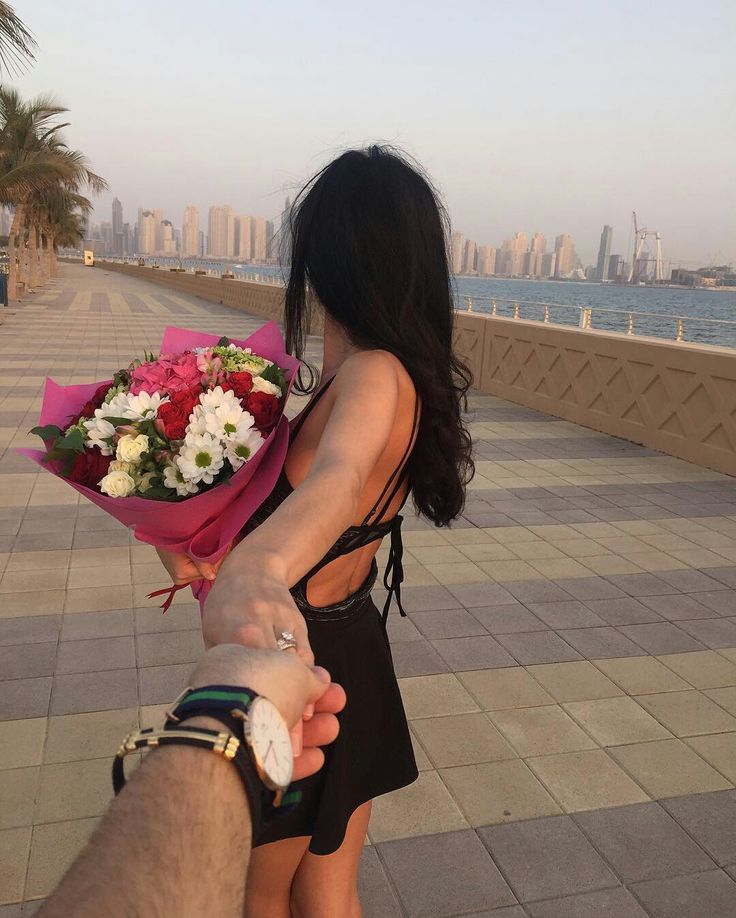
[15,0,736,266]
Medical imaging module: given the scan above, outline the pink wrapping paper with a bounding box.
[17,322,299,571]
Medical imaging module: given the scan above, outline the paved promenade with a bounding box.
[2,264,736,917]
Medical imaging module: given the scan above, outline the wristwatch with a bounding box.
[166,684,294,801]
[112,684,296,837]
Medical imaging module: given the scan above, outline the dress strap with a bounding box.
[361,393,420,527]
[381,515,407,624]
[289,374,336,444]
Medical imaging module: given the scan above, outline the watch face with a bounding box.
[248,697,293,790]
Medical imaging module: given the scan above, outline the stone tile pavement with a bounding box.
[1,264,736,916]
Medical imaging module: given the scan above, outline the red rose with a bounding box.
[69,399,98,427]
[156,402,189,441]
[170,387,200,420]
[245,391,279,429]
[93,383,112,406]
[68,448,112,487]
[218,381,234,395]
[229,371,253,399]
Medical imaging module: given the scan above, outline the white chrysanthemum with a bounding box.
[83,414,116,455]
[251,375,282,398]
[198,386,239,414]
[177,433,225,484]
[125,391,168,421]
[200,402,251,440]
[99,470,136,497]
[183,409,208,438]
[226,428,264,470]
[163,462,198,497]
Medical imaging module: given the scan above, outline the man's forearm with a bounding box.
[39,735,251,918]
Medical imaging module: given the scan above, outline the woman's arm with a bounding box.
[202,351,403,659]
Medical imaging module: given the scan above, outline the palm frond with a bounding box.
[0,3,36,75]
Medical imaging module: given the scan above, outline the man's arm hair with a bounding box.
[38,738,251,918]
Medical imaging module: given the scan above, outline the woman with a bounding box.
[157,145,473,917]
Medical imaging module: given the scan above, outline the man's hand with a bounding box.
[189,644,345,780]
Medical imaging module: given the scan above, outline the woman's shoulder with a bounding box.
[336,349,414,395]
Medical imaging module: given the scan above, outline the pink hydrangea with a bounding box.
[129,352,202,397]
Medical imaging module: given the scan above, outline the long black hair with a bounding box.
[284,145,474,526]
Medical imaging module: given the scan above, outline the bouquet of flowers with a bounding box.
[19,322,300,606]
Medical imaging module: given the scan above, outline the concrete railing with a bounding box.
[455,311,736,477]
[93,261,736,477]
[94,261,323,334]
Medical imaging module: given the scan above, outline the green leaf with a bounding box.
[217,336,230,347]
[260,363,287,392]
[30,424,63,442]
[101,416,132,427]
[57,427,85,452]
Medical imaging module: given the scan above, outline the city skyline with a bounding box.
[16,0,734,268]
[87,198,282,263]
[90,196,712,281]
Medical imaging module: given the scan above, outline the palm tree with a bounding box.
[0,88,107,298]
[0,2,35,75]
[40,189,90,278]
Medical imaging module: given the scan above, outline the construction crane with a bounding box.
[628,212,665,283]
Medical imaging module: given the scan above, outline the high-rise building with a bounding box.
[463,239,477,274]
[235,215,252,260]
[112,198,124,255]
[541,252,557,277]
[208,205,235,257]
[152,208,164,254]
[279,196,291,265]
[100,221,113,254]
[161,220,175,255]
[251,216,267,262]
[554,234,575,278]
[199,230,205,257]
[137,209,157,255]
[450,232,464,275]
[476,246,497,276]
[596,225,614,280]
[266,220,275,261]
[608,253,624,281]
[122,223,132,255]
[182,205,200,257]
[530,232,546,254]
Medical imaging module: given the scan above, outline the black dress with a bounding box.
[241,377,419,855]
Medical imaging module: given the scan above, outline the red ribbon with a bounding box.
[147,582,190,614]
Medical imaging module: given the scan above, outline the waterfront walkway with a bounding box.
[2,264,736,916]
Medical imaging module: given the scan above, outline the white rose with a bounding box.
[251,376,281,398]
[117,434,149,462]
[109,459,137,475]
[99,470,136,497]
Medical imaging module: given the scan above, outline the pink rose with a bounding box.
[129,353,202,397]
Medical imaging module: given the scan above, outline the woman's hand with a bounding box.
[155,547,226,586]
[201,565,314,667]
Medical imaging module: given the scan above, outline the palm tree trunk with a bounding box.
[28,222,38,289]
[8,203,24,301]
[40,231,49,281]
[49,233,57,277]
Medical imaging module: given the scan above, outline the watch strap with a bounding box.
[169,709,303,819]
[166,685,257,724]
[112,726,264,835]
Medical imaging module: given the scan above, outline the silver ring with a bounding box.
[276,630,297,652]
